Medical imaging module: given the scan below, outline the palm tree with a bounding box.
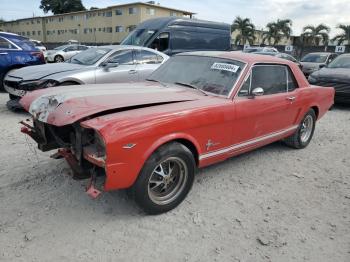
[262,19,292,45]
[332,24,350,45]
[302,24,330,46]
[231,16,256,45]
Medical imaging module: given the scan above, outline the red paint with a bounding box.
[20,52,335,192]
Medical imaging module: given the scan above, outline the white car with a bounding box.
[30,39,46,52]
[44,44,89,63]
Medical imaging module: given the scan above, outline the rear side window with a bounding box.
[0,37,17,49]
[287,67,298,92]
[109,50,134,65]
[149,32,169,52]
[171,31,229,51]
[136,50,162,64]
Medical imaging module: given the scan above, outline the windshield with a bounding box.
[69,47,111,65]
[328,56,350,68]
[301,53,328,63]
[148,55,245,96]
[121,29,157,46]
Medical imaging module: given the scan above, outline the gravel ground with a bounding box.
[0,91,349,262]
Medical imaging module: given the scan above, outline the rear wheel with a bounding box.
[130,142,196,215]
[54,55,64,63]
[284,109,316,149]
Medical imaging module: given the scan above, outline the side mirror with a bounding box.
[251,87,264,97]
[102,61,119,70]
[319,64,327,69]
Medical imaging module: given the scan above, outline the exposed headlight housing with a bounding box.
[19,79,59,91]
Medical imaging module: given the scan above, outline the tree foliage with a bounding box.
[301,24,330,46]
[332,24,350,45]
[231,16,256,45]
[40,0,86,14]
[262,19,292,45]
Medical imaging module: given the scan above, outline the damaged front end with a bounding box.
[20,118,106,198]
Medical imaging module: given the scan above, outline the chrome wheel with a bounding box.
[300,115,314,143]
[148,157,188,205]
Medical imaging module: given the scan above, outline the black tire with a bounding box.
[59,81,80,86]
[284,109,316,149]
[0,72,4,91]
[54,55,64,63]
[130,142,196,215]
[9,94,20,100]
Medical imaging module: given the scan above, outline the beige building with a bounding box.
[0,1,194,44]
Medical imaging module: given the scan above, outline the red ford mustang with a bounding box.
[20,52,334,214]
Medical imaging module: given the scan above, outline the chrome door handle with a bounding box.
[129,70,137,74]
[286,96,296,101]
[0,52,8,55]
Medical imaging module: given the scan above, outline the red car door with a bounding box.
[231,64,298,151]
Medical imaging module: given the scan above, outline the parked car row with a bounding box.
[4,45,168,109]
[0,18,344,214]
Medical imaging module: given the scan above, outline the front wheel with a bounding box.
[130,142,195,215]
[54,55,64,63]
[283,109,316,149]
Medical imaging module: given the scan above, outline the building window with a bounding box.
[37,20,40,24]
[98,28,101,32]
[32,31,35,35]
[170,11,177,16]
[38,31,41,35]
[115,26,124,32]
[31,20,34,24]
[129,7,138,14]
[115,9,123,15]
[146,8,155,15]
[84,28,88,34]
[105,11,112,17]
[127,25,137,32]
[27,31,30,36]
[58,17,64,22]
[106,27,112,33]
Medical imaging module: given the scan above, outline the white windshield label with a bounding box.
[211,63,240,73]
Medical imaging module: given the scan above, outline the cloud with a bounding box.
[0,0,349,37]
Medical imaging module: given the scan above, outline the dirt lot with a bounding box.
[0,91,349,262]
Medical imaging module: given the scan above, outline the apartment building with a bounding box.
[0,1,194,44]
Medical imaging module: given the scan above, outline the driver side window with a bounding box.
[149,32,169,52]
[238,65,292,96]
[108,50,134,65]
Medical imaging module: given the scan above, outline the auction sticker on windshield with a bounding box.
[211,63,240,73]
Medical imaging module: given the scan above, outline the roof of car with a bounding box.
[306,52,334,55]
[136,17,230,31]
[178,51,294,65]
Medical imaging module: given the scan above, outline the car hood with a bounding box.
[311,67,350,82]
[7,63,87,81]
[20,82,202,126]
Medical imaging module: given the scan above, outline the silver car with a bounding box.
[300,52,338,76]
[4,45,169,109]
[44,44,89,62]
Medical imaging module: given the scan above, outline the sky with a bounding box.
[0,0,349,36]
